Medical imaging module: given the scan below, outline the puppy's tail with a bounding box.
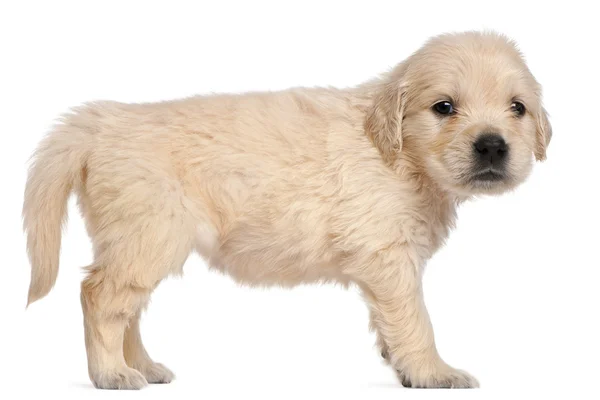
[23,107,91,306]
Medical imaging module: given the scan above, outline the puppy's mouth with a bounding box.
[469,168,507,183]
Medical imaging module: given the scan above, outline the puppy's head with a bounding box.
[366,31,551,196]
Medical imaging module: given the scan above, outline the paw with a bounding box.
[396,363,479,388]
[91,366,148,390]
[135,362,175,384]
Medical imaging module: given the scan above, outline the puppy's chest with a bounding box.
[398,196,457,261]
[422,202,457,256]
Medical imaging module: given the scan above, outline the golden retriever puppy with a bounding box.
[23,31,551,389]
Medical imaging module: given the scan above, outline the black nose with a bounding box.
[474,134,508,166]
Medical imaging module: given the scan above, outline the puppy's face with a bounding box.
[366,32,552,196]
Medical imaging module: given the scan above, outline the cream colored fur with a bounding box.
[23,31,550,389]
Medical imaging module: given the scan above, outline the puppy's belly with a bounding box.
[195,223,220,259]
[196,223,346,287]
[211,256,347,287]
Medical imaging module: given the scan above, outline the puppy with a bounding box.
[23,31,551,389]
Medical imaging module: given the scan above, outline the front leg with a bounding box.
[351,245,479,388]
[369,310,390,362]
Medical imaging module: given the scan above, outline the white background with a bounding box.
[1,1,599,399]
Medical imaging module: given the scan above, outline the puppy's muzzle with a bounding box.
[471,133,508,181]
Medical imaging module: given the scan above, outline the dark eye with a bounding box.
[511,101,526,117]
[433,101,455,116]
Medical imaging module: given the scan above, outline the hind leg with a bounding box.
[81,218,192,389]
[81,272,150,389]
[123,308,175,384]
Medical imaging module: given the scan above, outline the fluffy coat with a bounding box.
[23,31,550,389]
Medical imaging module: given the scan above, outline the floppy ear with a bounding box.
[365,71,408,164]
[534,106,552,161]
